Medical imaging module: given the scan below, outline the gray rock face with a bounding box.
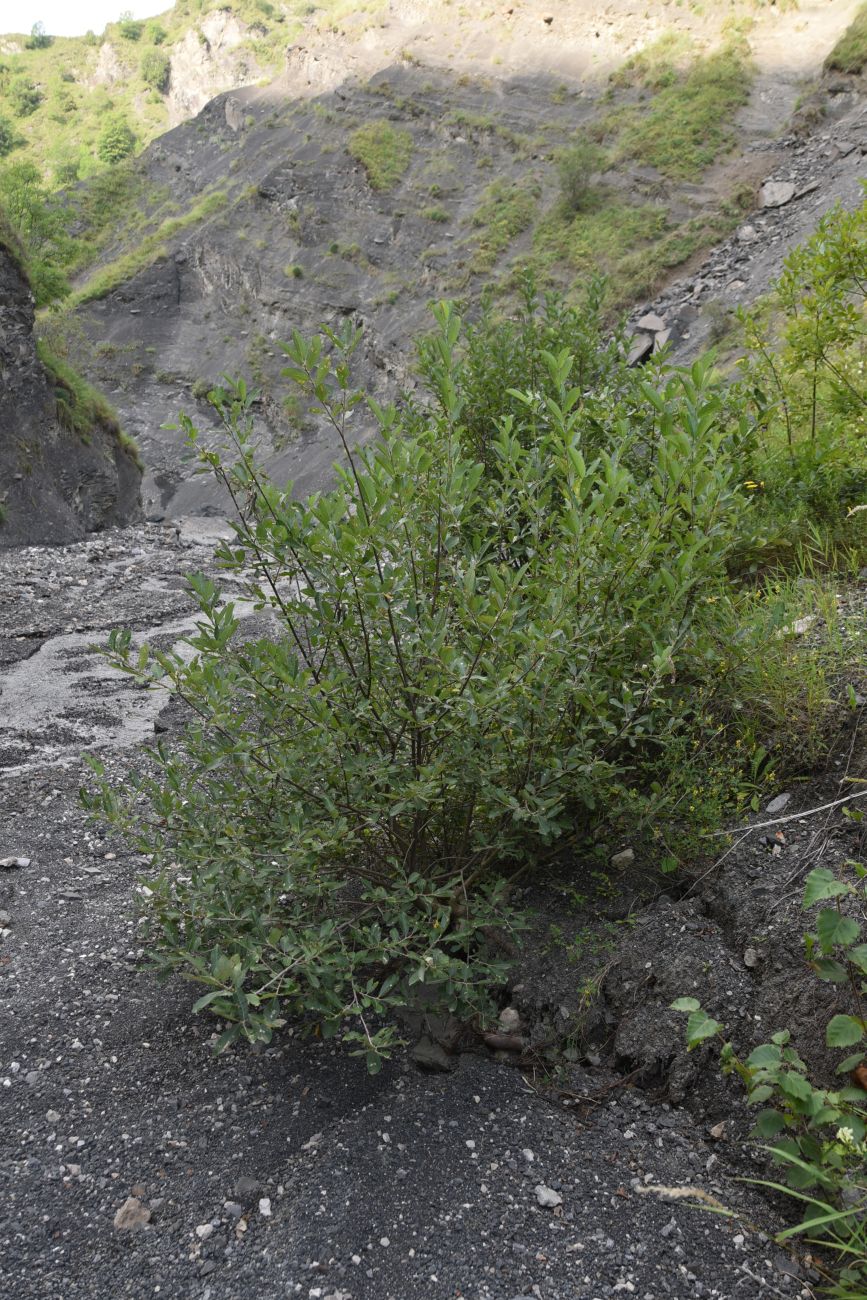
[0,244,141,547]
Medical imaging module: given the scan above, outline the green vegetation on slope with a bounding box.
[87,213,866,1091]
[348,120,413,191]
[0,1,391,185]
[601,37,754,180]
[460,35,755,305]
[69,189,227,306]
[825,1,867,73]
[471,178,539,272]
[36,339,141,463]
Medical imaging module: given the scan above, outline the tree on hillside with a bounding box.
[0,161,72,303]
[141,49,171,94]
[97,118,136,164]
[118,11,145,41]
[25,22,52,50]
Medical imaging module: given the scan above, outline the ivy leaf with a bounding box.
[802,867,853,907]
[826,1014,865,1048]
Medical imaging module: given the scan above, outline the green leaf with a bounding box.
[835,1052,866,1074]
[746,1043,782,1069]
[777,1071,812,1102]
[685,1008,722,1049]
[803,867,853,907]
[752,1109,786,1138]
[826,1014,865,1048]
[848,944,867,974]
[192,989,228,1014]
[811,958,849,983]
[671,997,701,1013]
[816,909,860,952]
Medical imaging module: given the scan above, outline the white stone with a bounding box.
[760,181,796,209]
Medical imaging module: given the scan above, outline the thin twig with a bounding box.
[702,789,867,838]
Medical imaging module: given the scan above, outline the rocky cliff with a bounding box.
[0,239,141,547]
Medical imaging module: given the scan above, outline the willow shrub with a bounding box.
[85,304,749,1069]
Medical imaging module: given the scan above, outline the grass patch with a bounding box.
[348,120,413,191]
[69,190,227,306]
[825,2,867,73]
[516,179,752,310]
[610,29,694,90]
[471,178,539,273]
[36,338,140,464]
[421,205,450,223]
[531,190,666,300]
[602,40,753,180]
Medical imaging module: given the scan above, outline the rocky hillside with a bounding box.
[27,0,865,519]
[0,1,300,182]
[0,232,141,546]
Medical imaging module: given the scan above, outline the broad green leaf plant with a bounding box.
[674,863,867,1292]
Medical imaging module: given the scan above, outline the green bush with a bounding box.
[118,13,145,41]
[0,115,20,158]
[348,119,413,191]
[87,299,753,1068]
[97,118,136,164]
[8,77,42,119]
[556,140,603,216]
[737,197,867,562]
[144,21,167,45]
[141,49,171,94]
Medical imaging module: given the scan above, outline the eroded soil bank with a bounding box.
[1,525,863,1300]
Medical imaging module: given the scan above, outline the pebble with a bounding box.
[535,1184,563,1208]
[498,1006,521,1033]
[196,1223,214,1240]
[766,793,792,814]
[258,1197,272,1217]
[113,1196,151,1231]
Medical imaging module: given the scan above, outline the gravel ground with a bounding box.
[0,525,855,1299]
